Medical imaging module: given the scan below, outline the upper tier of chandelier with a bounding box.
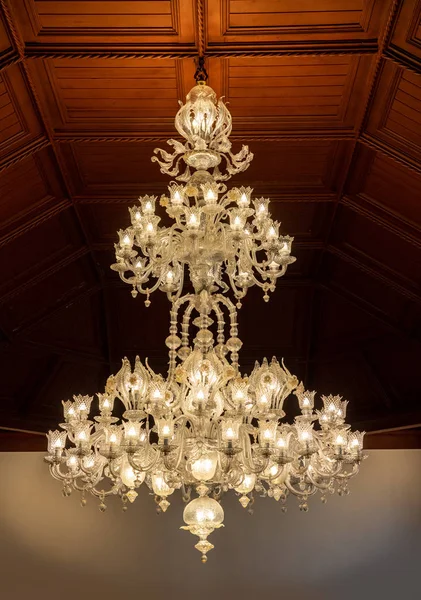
[111,81,296,305]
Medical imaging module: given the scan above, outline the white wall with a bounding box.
[0,450,420,599]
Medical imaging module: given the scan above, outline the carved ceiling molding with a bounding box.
[341,195,421,251]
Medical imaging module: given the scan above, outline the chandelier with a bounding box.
[45,59,365,563]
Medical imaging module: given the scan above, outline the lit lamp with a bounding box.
[253,197,269,220]
[230,210,245,237]
[129,206,142,225]
[348,431,365,460]
[234,473,256,508]
[221,417,241,452]
[296,421,315,456]
[98,393,115,416]
[279,236,293,256]
[181,495,224,563]
[230,380,249,410]
[62,400,77,422]
[333,430,348,459]
[107,426,122,450]
[295,384,315,417]
[140,196,156,215]
[47,430,66,460]
[143,219,156,243]
[258,420,277,450]
[118,229,133,250]
[264,221,279,247]
[274,429,291,463]
[157,418,174,448]
[169,184,185,207]
[186,208,201,232]
[73,423,91,453]
[201,182,218,206]
[120,455,145,501]
[152,470,174,512]
[191,452,218,481]
[123,421,141,451]
[74,395,92,420]
[161,267,178,292]
[237,186,252,208]
[150,383,165,405]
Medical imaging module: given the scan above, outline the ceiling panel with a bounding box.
[364,60,421,166]
[28,58,196,135]
[13,0,196,46]
[207,0,387,47]
[211,55,374,134]
[389,0,421,64]
[0,63,44,166]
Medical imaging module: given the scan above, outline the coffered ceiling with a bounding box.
[1,0,421,449]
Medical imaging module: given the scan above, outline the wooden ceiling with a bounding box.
[1,0,421,448]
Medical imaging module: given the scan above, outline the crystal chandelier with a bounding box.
[45,59,365,563]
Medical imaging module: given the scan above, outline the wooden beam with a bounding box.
[365,429,421,450]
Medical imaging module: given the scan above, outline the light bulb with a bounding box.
[103,398,110,409]
[123,235,131,246]
[225,427,234,439]
[162,425,171,436]
[78,431,87,441]
[135,211,141,220]
[173,190,182,204]
[267,226,276,239]
[235,473,256,495]
[205,189,216,203]
[109,433,117,444]
[145,201,152,213]
[191,452,218,481]
[329,403,336,412]
[79,402,86,412]
[301,431,310,442]
[239,193,248,206]
[83,455,95,469]
[197,389,205,401]
[189,214,198,227]
[166,271,174,282]
[351,438,360,447]
[336,434,345,446]
[152,388,163,400]
[183,496,224,529]
[121,463,136,488]
[146,222,154,234]
[302,398,310,407]
[152,472,173,496]
[277,437,286,448]
[53,438,63,449]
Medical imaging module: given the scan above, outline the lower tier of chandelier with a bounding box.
[46,290,365,562]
